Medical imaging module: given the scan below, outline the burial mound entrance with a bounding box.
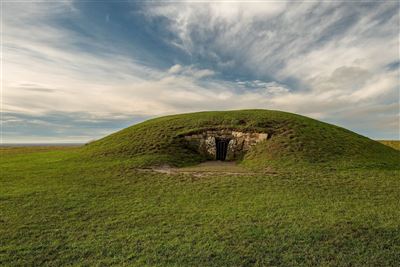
[216,138,230,161]
[183,129,269,161]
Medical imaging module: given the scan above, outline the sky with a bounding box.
[2,0,399,143]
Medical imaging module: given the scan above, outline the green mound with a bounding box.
[83,110,399,169]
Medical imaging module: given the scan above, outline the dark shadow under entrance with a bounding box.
[216,138,230,161]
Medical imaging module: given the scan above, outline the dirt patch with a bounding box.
[137,161,277,177]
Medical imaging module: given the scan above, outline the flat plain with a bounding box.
[1,145,399,266]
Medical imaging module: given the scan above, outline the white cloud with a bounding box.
[168,64,183,74]
[168,64,215,78]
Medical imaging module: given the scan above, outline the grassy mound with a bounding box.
[83,110,399,169]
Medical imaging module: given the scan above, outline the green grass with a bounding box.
[1,110,400,266]
[378,140,400,151]
[83,110,400,170]
[1,145,400,266]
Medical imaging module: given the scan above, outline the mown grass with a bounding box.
[1,146,400,266]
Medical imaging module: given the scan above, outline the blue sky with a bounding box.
[3,1,399,143]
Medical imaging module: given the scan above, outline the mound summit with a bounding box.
[84,110,399,169]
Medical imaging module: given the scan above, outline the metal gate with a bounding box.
[216,138,229,161]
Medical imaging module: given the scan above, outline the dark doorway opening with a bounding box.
[216,138,229,161]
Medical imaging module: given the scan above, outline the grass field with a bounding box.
[1,111,399,266]
[1,145,400,266]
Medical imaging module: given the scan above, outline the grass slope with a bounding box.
[84,110,399,169]
[1,146,400,266]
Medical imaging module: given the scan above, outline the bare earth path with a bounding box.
[138,161,276,177]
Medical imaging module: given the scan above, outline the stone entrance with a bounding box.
[183,129,269,161]
[216,138,230,161]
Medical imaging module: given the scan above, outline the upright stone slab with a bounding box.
[226,139,235,161]
[205,136,216,159]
